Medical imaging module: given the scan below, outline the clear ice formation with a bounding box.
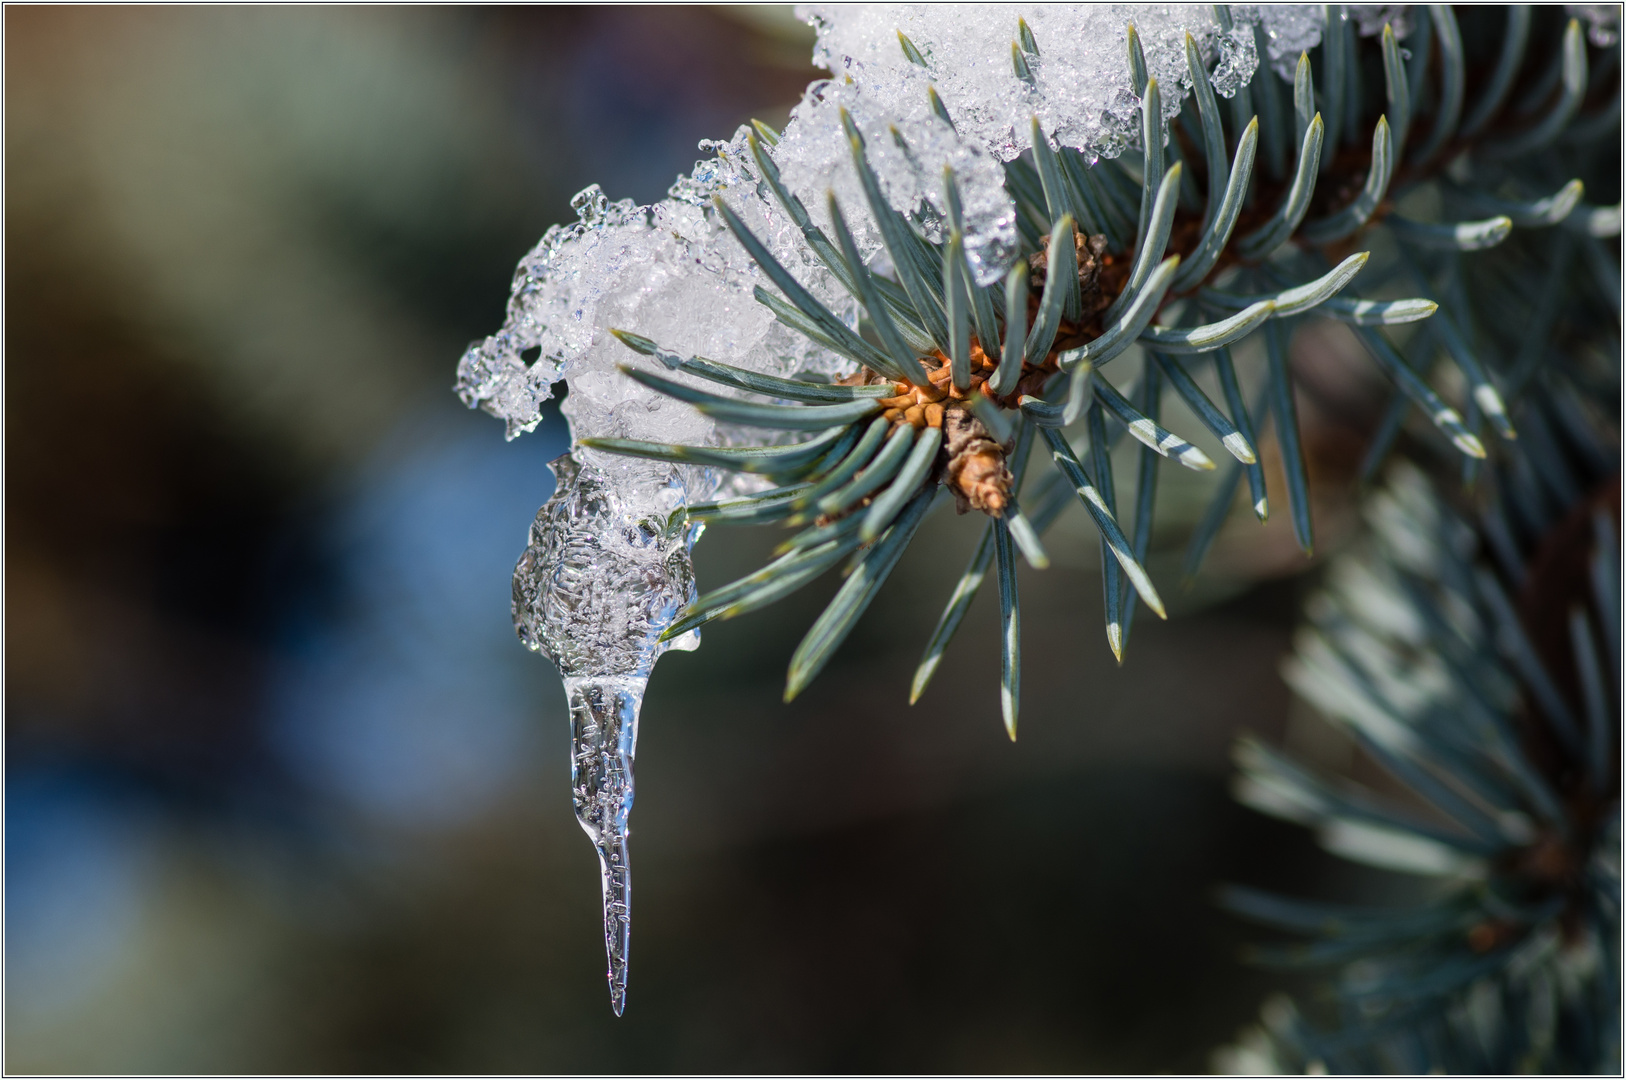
[460,4,1329,1014]
[560,674,643,1017]
[512,452,700,1015]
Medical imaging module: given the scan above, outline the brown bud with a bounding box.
[941,406,1013,517]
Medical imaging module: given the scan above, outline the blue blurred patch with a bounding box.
[6,768,160,1016]
[267,410,571,829]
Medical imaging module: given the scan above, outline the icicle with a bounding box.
[564,675,644,1017]
[513,452,699,1015]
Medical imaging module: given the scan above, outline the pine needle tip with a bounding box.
[749,119,780,147]
[609,328,658,354]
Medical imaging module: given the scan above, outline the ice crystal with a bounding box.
[512,452,697,680]
[1209,21,1260,99]
[455,140,855,444]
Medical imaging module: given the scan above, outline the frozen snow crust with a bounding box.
[456,4,1325,456]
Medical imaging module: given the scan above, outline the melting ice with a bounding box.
[512,453,699,1015]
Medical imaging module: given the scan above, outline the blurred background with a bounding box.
[7,6,1406,1072]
